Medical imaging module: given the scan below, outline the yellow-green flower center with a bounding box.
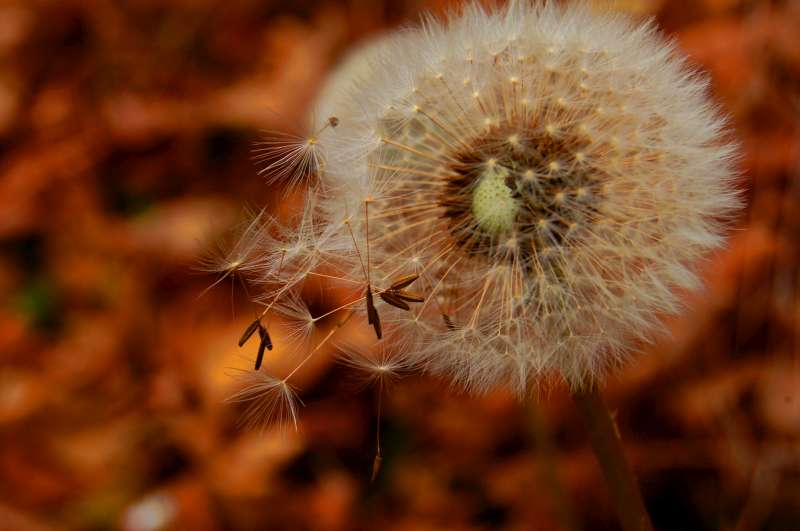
[471,165,518,234]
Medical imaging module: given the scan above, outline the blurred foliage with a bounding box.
[0,1,798,530]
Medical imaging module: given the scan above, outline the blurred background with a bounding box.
[0,0,798,529]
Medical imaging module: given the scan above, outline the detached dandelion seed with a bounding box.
[335,342,411,482]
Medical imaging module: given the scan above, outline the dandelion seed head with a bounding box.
[308,2,740,393]
[235,2,740,404]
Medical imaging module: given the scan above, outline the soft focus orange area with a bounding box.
[0,1,797,530]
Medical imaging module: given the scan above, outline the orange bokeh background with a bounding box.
[0,1,798,529]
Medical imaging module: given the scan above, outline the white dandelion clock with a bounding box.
[210,4,740,524]
[293,1,740,395]
[222,0,738,422]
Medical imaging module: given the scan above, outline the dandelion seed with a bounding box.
[254,324,272,370]
[365,286,382,339]
[237,318,261,348]
[379,290,410,311]
[389,273,420,290]
[335,343,411,482]
[371,453,383,483]
[378,272,425,311]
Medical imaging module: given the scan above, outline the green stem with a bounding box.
[572,385,654,531]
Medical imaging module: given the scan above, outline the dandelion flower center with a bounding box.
[434,118,601,266]
[470,164,517,234]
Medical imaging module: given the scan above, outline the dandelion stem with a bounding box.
[526,402,580,531]
[572,385,654,531]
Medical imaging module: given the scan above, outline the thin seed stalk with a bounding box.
[572,385,654,531]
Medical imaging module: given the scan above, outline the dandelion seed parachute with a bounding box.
[335,341,411,389]
[226,371,302,430]
[244,1,739,400]
[253,130,326,189]
[196,208,272,281]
